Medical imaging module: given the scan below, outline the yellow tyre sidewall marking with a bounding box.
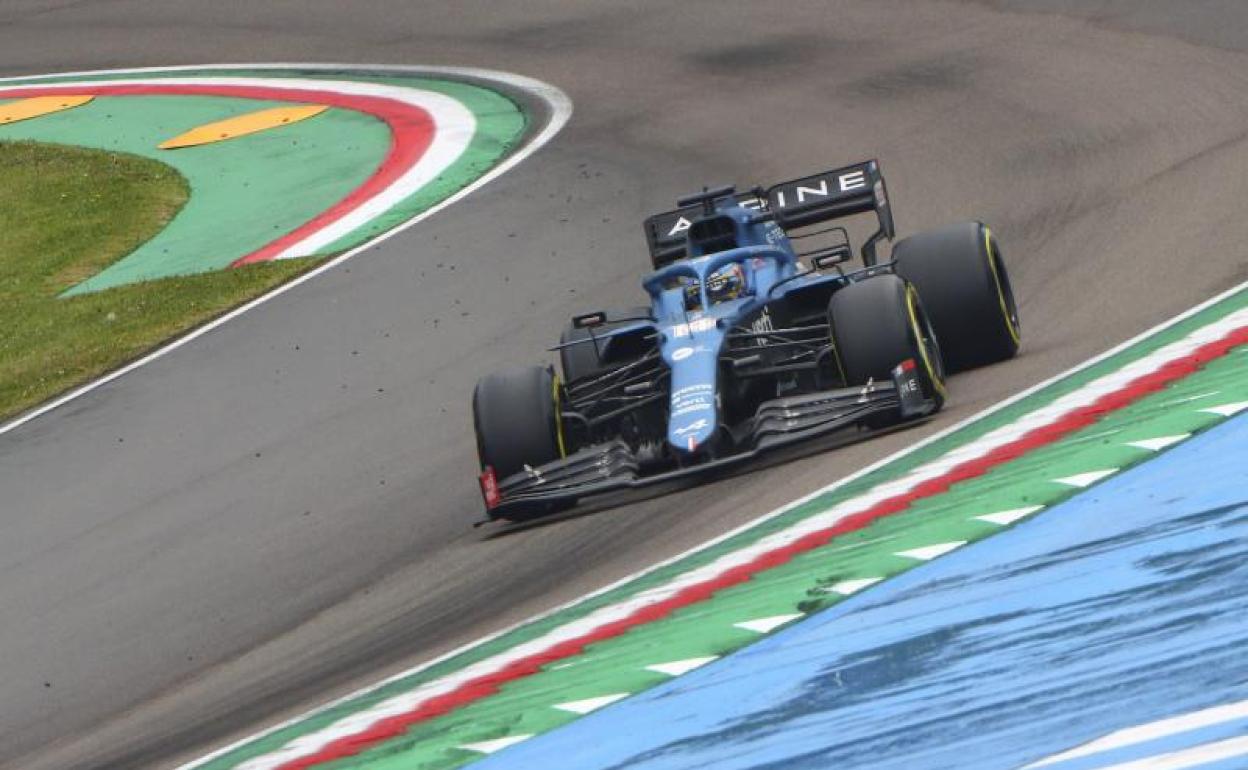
[906,283,948,400]
[552,371,568,458]
[983,225,1021,346]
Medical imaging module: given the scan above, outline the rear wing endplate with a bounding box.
[643,206,696,266]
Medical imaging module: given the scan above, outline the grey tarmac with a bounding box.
[3,2,1248,768]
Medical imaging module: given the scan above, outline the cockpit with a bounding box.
[680,262,749,312]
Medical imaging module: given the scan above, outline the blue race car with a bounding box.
[472,159,1019,521]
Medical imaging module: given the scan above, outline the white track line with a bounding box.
[826,578,884,595]
[456,735,533,755]
[734,614,805,634]
[976,506,1045,526]
[1201,401,1248,416]
[1054,469,1119,488]
[645,657,718,677]
[1087,734,1248,770]
[551,694,630,715]
[1125,435,1189,452]
[1024,698,1248,768]
[895,542,967,561]
[0,64,572,438]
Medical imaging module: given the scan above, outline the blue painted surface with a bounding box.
[478,414,1248,770]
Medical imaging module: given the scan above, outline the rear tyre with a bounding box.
[559,306,650,383]
[829,274,946,426]
[473,365,564,480]
[893,221,1020,373]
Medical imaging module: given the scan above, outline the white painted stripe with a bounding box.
[552,693,630,715]
[1200,401,1248,417]
[1071,427,1123,443]
[212,305,1248,770]
[1085,734,1248,770]
[975,506,1044,526]
[1054,469,1119,488]
[0,75,475,262]
[734,614,804,634]
[1162,390,1220,406]
[1024,698,1248,768]
[168,266,1248,770]
[895,541,967,561]
[457,735,533,754]
[1125,435,1190,452]
[826,577,884,595]
[0,64,573,442]
[645,657,718,677]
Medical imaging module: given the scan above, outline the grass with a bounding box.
[0,140,316,421]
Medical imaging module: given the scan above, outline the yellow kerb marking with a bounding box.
[0,95,94,124]
[159,104,329,149]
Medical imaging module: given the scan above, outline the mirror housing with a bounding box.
[571,311,608,329]
[811,245,853,271]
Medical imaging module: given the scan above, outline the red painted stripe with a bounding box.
[276,324,1248,769]
[0,83,435,265]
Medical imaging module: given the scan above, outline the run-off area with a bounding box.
[475,380,1248,769]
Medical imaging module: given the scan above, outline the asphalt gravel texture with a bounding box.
[3,2,1248,768]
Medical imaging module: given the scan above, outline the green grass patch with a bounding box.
[0,140,316,420]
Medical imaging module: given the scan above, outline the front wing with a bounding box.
[478,361,934,522]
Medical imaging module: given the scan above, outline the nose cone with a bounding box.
[666,345,718,453]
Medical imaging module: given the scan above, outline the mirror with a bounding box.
[571,311,607,329]
[811,245,853,271]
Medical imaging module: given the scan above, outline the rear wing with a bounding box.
[765,159,895,264]
[642,159,897,268]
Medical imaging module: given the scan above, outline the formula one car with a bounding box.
[473,159,1019,521]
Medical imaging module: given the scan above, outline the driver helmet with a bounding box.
[706,262,747,305]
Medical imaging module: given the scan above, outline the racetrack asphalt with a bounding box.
[3,2,1248,768]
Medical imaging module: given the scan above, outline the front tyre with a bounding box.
[829,274,946,422]
[473,365,565,480]
[893,221,1020,373]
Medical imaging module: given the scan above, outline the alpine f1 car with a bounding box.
[473,159,1020,521]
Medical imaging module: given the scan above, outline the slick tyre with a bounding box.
[473,365,564,480]
[893,221,1020,373]
[559,306,650,383]
[829,274,946,426]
